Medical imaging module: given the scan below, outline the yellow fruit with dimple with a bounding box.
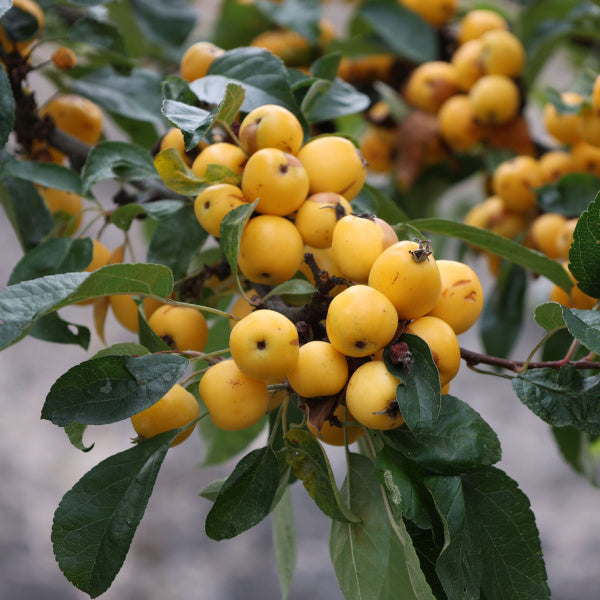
[199,360,269,431]
[326,285,398,357]
[179,41,224,82]
[438,95,484,151]
[492,156,543,214]
[229,309,300,380]
[191,142,247,178]
[345,360,404,431]
[404,61,459,113]
[538,150,575,184]
[194,184,247,237]
[479,29,525,78]
[456,9,508,45]
[294,192,352,248]
[147,305,209,352]
[469,75,520,125]
[307,404,365,446]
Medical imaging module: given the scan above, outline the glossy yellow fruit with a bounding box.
[538,150,575,184]
[345,361,404,430]
[529,213,568,259]
[556,217,578,260]
[109,295,164,333]
[147,305,209,352]
[398,0,457,27]
[438,95,484,151]
[287,341,348,398]
[199,360,269,431]
[51,46,76,70]
[238,104,304,155]
[469,74,520,125]
[238,215,304,285]
[0,0,45,53]
[194,183,247,237]
[85,239,111,272]
[479,29,525,78]
[241,148,309,216]
[492,156,543,214]
[228,289,259,328]
[250,28,312,66]
[451,39,485,91]
[326,285,398,357]
[543,92,583,146]
[294,192,352,248]
[404,315,461,387]
[297,136,366,200]
[368,240,442,320]
[131,384,200,447]
[307,404,364,446]
[426,260,484,334]
[331,214,398,283]
[456,9,508,45]
[230,309,299,380]
[191,142,247,178]
[404,61,459,113]
[179,41,224,82]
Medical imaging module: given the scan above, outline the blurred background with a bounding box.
[2,0,600,599]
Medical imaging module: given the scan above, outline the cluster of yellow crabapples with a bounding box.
[129,103,485,448]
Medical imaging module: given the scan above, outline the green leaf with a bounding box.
[147,204,208,280]
[562,306,600,354]
[255,0,320,42]
[1,3,39,42]
[68,17,127,55]
[552,425,600,487]
[463,467,550,600]
[513,366,600,435]
[355,183,408,226]
[64,422,94,453]
[272,486,297,600]
[144,199,186,220]
[137,304,171,353]
[536,173,600,216]
[284,428,360,523]
[569,193,600,298]
[480,262,527,358]
[130,0,197,49]
[0,160,83,194]
[41,353,189,426]
[329,453,436,600]
[262,279,317,301]
[153,148,207,196]
[8,237,93,284]
[198,478,226,502]
[355,0,438,63]
[108,204,145,230]
[383,394,502,474]
[374,446,432,530]
[303,77,371,123]
[426,476,481,600]
[93,343,151,359]
[52,430,177,598]
[544,87,585,114]
[205,446,280,540]
[534,302,566,332]
[0,69,14,149]
[82,141,159,193]
[30,313,91,350]
[410,217,573,292]
[385,334,441,432]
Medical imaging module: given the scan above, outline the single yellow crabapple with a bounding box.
[194,183,247,237]
[469,74,520,125]
[529,213,568,259]
[404,315,461,388]
[238,215,304,284]
[451,39,485,91]
[492,156,543,214]
[326,285,398,357]
[556,217,578,260]
[579,109,600,148]
[287,341,349,398]
[404,61,459,113]
[179,41,224,82]
[294,192,352,248]
[538,150,575,184]
[543,92,583,146]
[238,104,304,155]
[229,309,300,380]
[307,404,364,446]
[228,289,259,328]
[241,148,309,216]
[297,136,366,200]
[191,142,247,178]
[479,29,525,78]
[109,295,164,334]
[199,360,269,431]
[147,305,209,352]
[331,214,398,283]
[368,239,442,320]
[456,9,508,45]
[398,0,457,28]
[359,127,395,173]
[131,384,200,446]
[160,127,204,167]
[463,195,527,240]
[570,141,600,178]
[51,46,77,70]
[345,360,404,431]
[426,260,484,334]
[438,95,484,151]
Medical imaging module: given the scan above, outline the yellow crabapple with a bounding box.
[438,95,484,151]
[479,29,525,78]
[571,141,600,178]
[456,9,508,45]
[529,213,568,259]
[403,61,460,113]
[109,295,164,333]
[492,156,543,214]
[451,39,485,91]
[463,195,527,240]
[0,0,45,53]
[538,150,575,183]
[294,192,352,248]
[398,0,457,28]
[38,187,83,230]
[179,41,224,82]
[147,305,209,352]
[191,142,247,178]
[556,217,578,260]
[469,74,520,125]
[194,183,247,237]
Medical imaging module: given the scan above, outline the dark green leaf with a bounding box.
[93,343,150,359]
[426,476,481,600]
[463,467,550,600]
[137,304,171,353]
[310,52,342,82]
[329,453,436,600]
[355,183,408,226]
[147,204,207,280]
[284,428,359,523]
[64,422,94,452]
[480,263,527,358]
[383,394,502,473]
[130,0,197,48]
[536,173,600,216]
[144,199,186,220]
[569,193,600,298]
[355,0,438,63]
[212,0,272,49]
[30,313,91,350]
[68,17,127,54]
[513,366,600,435]
[0,69,14,148]
[303,77,371,123]
[153,148,207,196]
[205,446,280,540]
[52,430,177,598]
[82,141,159,193]
[198,478,226,502]
[552,425,600,487]
[272,486,297,600]
[562,306,600,354]
[0,160,83,194]
[41,353,189,426]
[410,217,573,292]
[534,301,565,332]
[262,279,317,301]
[1,4,39,42]
[255,0,319,43]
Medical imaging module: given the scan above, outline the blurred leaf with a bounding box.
[255,0,320,43]
[30,312,91,350]
[262,279,317,302]
[68,17,127,54]
[198,478,226,502]
[310,52,342,81]
[480,263,527,359]
[153,147,207,196]
[130,0,197,48]
[536,173,600,216]
[93,343,151,358]
[303,77,370,123]
[64,422,94,453]
[144,199,186,220]
[272,486,297,600]
[211,0,272,49]
[569,193,600,298]
[0,69,14,149]
[513,366,600,434]
[0,160,83,194]
[534,302,566,332]
[562,306,600,354]
[108,204,145,230]
[52,430,178,598]
[147,204,207,280]
[410,218,573,292]
[41,353,189,426]
[552,425,600,487]
[205,446,280,540]
[330,453,436,600]
[383,394,501,474]
[355,183,408,226]
[1,3,39,42]
[544,87,586,114]
[385,335,441,432]
[82,141,158,192]
[284,428,360,523]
